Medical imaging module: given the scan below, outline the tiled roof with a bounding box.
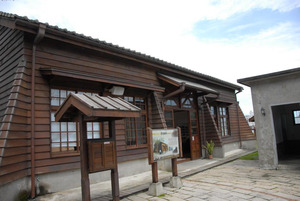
[0,11,242,90]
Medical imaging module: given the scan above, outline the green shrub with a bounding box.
[203,140,214,155]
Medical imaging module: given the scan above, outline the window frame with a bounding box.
[293,110,300,125]
[210,104,231,137]
[50,88,102,156]
[124,96,148,149]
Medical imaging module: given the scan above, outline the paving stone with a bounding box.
[251,198,269,201]
[126,195,149,201]
[186,197,207,201]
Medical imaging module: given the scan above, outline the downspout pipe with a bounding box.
[31,24,46,198]
[163,83,185,100]
[235,89,243,148]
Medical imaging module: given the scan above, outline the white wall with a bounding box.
[250,72,300,169]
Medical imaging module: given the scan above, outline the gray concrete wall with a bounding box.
[0,158,150,201]
[250,73,300,169]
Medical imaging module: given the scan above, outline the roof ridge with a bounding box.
[0,11,242,90]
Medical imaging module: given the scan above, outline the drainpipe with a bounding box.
[31,24,46,198]
[163,83,185,100]
[235,89,243,149]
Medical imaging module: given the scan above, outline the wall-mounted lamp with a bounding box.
[261,108,266,116]
[109,86,125,96]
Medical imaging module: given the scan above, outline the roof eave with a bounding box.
[2,11,243,91]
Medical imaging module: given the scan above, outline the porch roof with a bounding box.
[158,74,219,95]
[55,93,141,122]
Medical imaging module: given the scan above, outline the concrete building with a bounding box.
[238,67,300,169]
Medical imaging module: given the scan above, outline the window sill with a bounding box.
[51,151,80,158]
[126,144,148,150]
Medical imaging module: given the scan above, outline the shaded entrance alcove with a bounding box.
[272,103,300,162]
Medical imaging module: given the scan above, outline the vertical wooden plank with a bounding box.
[79,114,91,201]
[109,120,120,201]
[147,127,154,164]
[152,162,158,183]
[177,127,183,158]
[171,158,178,177]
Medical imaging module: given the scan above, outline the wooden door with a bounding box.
[189,111,201,159]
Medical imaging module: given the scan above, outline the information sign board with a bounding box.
[147,128,182,163]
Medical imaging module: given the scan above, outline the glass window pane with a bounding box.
[210,106,214,115]
[68,143,76,150]
[61,133,68,142]
[294,111,300,124]
[51,89,59,97]
[51,112,55,121]
[190,111,196,119]
[51,98,60,106]
[61,122,67,131]
[61,90,67,98]
[93,131,100,139]
[87,122,93,131]
[166,120,173,128]
[165,111,173,119]
[51,122,60,132]
[191,120,197,127]
[51,133,60,142]
[69,132,76,141]
[68,122,76,131]
[93,123,100,131]
[87,132,93,139]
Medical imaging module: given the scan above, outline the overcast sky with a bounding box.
[1,0,300,115]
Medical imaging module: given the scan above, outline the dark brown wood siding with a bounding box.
[0,26,24,123]
[18,36,158,175]
[150,92,166,129]
[0,26,30,185]
[238,105,256,141]
[35,38,161,89]
[202,103,222,147]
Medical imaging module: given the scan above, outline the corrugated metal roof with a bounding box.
[159,74,219,95]
[0,11,242,90]
[55,93,140,122]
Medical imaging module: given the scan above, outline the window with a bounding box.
[210,105,230,137]
[181,97,193,108]
[124,96,147,147]
[293,110,300,125]
[219,107,230,136]
[50,89,101,153]
[210,106,218,126]
[164,99,177,107]
[164,110,174,128]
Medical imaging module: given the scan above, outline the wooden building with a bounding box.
[0,12,256,200]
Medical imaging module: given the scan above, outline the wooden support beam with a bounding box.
[109,120,120,201]
[79,114,91,201]
[152,162,158,183]
[172,158,178,177]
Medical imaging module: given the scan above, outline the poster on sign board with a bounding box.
[151,129,181,161]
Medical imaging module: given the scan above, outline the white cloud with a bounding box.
[2,0,300,114]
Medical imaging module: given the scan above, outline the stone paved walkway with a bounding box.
[122,160,300,201]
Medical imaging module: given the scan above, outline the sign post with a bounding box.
[147,127,183,196]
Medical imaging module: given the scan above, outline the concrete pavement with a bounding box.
[123,158,300,201]
[34,149,300,201]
